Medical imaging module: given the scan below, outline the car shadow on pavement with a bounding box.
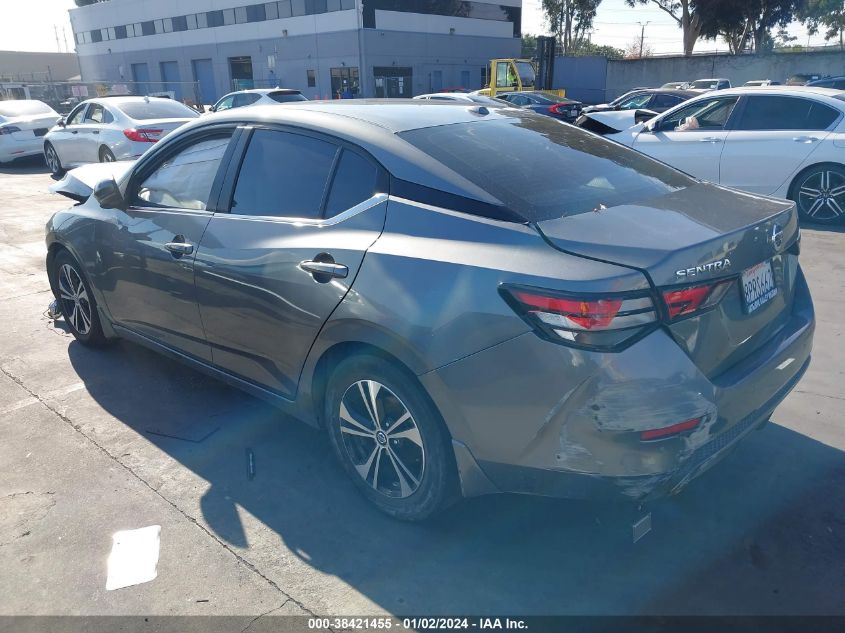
[0,155,50,175]
[67,339,845,615]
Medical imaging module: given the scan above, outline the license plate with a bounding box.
[741,260,777,314]
[34,128,47,137]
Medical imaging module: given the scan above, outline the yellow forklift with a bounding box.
[478,37,566,99]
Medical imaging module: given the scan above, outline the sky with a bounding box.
[0,0,831,56]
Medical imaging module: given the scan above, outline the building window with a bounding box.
[235,6,248,23]
[198,12,211,28]
[163,18,174,33]
[186,14,198,29]
[341,0,354,7]
[307,0,328,13]
[91,29,103,42]
[115,25,127,39]
[106,27,116,40]
[265,2,279,19]
[132,23,143,36]
[361,0,522,36]
[223,8,236,25]
[292,0,306,16]
[307,69,316,87]
[327,0,340,10]
[279,1,292,18]
[207,10,224,27]
[247,4,266,22]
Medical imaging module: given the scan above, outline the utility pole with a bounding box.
[638,21,651,58]
[54,25,62,53]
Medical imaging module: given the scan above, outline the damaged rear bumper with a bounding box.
[421,278,814,502]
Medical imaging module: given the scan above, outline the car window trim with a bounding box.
[217,123,390,222]
[656,95,741,132]
[126,123,239,213]
[67,103,89,125]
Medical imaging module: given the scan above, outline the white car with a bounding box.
[688,78,732,92]
[43,96,200,176]
[744,80,781,87]
[414,92,504,106]
[608,86,845,224]
[0,100,60,164]
[208,88,307,112]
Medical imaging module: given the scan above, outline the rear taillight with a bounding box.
[640,417,702,441]
[662,279,733,321]
[123,128,162,142]
[501,285,658,351]
[0,126,21,135]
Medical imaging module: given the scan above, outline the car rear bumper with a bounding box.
[0,138,44,162]
[421,269,814,501]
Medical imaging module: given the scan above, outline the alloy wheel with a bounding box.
[45,146,59,173]
[338,380,425,499]
[101,150,115,162]
[58,263,92,335]
[798,169,845,221]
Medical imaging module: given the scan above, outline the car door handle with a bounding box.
[71,130,78,134]
[699,137,722,143]
[164,241,194,256]
[793,136,818,143]
[92,130,99,135]
[301,260,348,279]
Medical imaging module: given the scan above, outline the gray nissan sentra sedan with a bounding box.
[46,101,814,521]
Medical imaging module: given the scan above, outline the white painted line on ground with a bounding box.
[105,525,161,591]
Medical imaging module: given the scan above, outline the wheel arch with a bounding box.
[787,160,845,200]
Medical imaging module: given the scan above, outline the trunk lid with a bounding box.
[535,182,800,376]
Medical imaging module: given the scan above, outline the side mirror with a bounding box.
[93,178,125,210]
[634,109,659,125]
[57,117,66,127]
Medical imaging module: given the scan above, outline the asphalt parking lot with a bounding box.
[1,156,844,618]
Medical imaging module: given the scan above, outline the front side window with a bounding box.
[135,134,232,210]
[66,104,88,125]
[214,95,235,112]
[736,96,839,131]
[659,97,738,131]
[617,93,652,109]
[230,129,338,219]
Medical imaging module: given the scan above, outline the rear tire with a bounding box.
[790,163,845,225]
[324,354,457,521]
[44,142,64,177]
[99,146,116,163]
[50,250,108,347]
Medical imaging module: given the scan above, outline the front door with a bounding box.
[632,95,739,183]
[51,103,88,165]
[97,130,234,360]
[194,126,387,397]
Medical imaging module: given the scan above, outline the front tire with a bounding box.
[790,163,845,225]
[324,354,456,521]
[44,142,63,177]
[51,250,108,346]
[99,146,116,163]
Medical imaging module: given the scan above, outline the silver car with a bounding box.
[43,96,200,176]
[0,100,60,164]
[46,101,814,521]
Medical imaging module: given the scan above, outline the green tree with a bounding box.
[799,0,845,49]
[577,42,625,58]
[542,0,603,55]
[522,34,538,58]
[698,0,806,54]
[625,0,702,56]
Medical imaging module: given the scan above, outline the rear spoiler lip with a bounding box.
[49,160,134,203]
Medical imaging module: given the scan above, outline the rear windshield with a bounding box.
[0,100,55,117]
[116,100,200,120]
[269,91,307,103]
[399,113,693,222]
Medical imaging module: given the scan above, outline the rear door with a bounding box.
[194,126,388,397]
[97,127,235,360]
[719,95,840,194]
[632,95,739,182]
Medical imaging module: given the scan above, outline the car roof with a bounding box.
[81,95,174,106]
[708,85,845,100]
[223,88,301,96]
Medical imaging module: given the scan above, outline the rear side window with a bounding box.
[399,114,692,222]
[268,91,307,103]
[325,150,380,216]
[135,134,231,209]
[232,93,260,108]
[652,94,683,108]
[230,129,338,219]
[117,100,200,120]
[737,96,839,130]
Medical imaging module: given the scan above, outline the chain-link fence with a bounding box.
[0,80,203,114]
